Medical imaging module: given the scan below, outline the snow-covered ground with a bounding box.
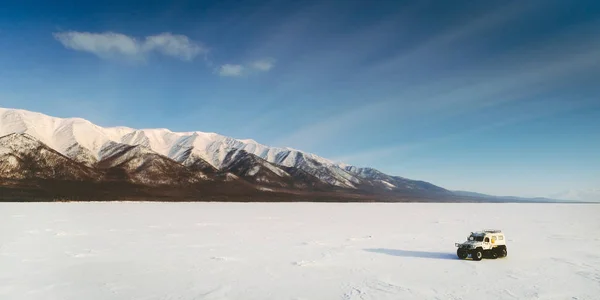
[1,203,598,300]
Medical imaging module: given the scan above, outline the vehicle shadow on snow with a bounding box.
[364,248,457,260]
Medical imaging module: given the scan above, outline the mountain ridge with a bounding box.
[452,190,597,203]
[0,107,577,203]
[0,107,361,187]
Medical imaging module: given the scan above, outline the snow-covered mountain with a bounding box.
[344,166,448,193]
[221,149,330,190]
[0,107,453,199]
[97,143,207,185]
[0,107,360,186]
[0,133,100,181]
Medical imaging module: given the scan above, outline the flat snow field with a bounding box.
[1,203,599,300]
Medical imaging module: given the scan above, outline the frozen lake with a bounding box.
[1,202,599,299]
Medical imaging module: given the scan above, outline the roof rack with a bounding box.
[483,229,502,233]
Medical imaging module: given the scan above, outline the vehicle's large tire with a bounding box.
[500,247,507,258]
[457,249,468,259]
[472,249,483,261]
[490,249,498,259]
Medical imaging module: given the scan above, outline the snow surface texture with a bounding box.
[1,203,598,300]
[0,108,358,188]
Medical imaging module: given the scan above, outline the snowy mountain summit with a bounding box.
[0,107,451,201]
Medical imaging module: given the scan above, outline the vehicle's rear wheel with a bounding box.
[500,247,507,258]
[472,249,483,261]
[490,249,498,259]
[457,249,468,259]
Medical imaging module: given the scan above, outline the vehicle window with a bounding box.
[499,236,504,240]
[484,237,490,242]
[475,236,484,242]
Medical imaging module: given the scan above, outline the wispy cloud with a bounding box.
[54,31,278,77]
[331,97,597,166]
[54,31,140,60]
[54,31,206,62]
[251,58,275,71]
[272,100,390,150]
[142,33,205,61]
[218,58,275,77]
[218,64,244,77]
[274,20,600,150]
[368,1,535,75]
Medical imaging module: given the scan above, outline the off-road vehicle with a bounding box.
[455,229,507,261]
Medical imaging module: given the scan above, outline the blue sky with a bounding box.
[1,0,599,198]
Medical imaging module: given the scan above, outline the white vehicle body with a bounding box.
[455,229,507,260]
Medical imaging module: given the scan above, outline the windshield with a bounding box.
[469,235,484,242]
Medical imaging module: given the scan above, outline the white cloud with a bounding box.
[218,64,244,77]
[218,58,275,78]
[54,31,277,77]
[54,31,206,62]
[251,58,275,71]
[143,33,204,61]
[54,31,139,59]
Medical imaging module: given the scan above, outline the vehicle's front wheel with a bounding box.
[472,249,483,261]
[500,247,507,258]
[457,249,468,259]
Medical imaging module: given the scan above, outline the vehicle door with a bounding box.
[483,236,491,250]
